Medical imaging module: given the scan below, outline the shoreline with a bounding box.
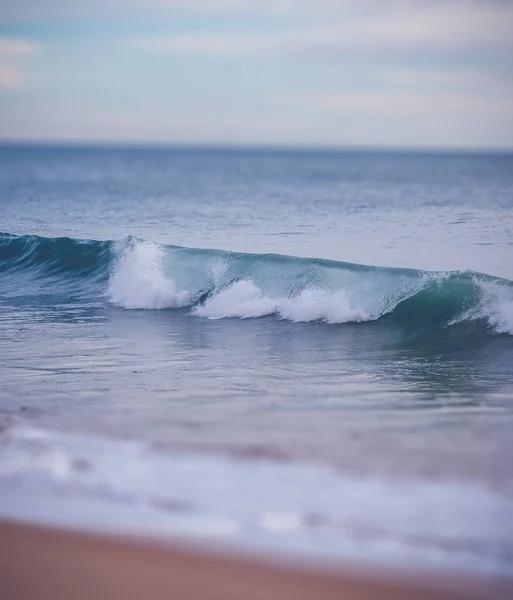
[1,519,510,600]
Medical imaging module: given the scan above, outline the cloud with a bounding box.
[382,66,513,93]
[0,64,23,89]
[132,2,513,57]
[0,37,39,56]
[1,1,511,147]
[302,89,513,122]
[0,37,39,91]
[384,68,480,89]
[0,0,298,19]
[0,0,309,18]
[3,94,511,148]
[2,0,512,21]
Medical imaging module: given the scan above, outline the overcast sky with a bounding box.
[0,0,512,148]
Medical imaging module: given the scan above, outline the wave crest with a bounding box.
[1,232,512,335]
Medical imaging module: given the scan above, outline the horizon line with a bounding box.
[1,139,512,155]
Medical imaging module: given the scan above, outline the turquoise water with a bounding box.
[1,146,512,574]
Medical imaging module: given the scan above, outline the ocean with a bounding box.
[1,145,512,575]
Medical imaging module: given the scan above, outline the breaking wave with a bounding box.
[1,232,512,335]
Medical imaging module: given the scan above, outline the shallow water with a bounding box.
[1,146,512,574]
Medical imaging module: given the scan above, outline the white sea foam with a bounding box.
[0,424,512,575]
[193,280,372,323]
[482,286,513,335]
[193,280,276,319]
[277,287,371,323]
[108,241,190,309]
[490,300,513,335]
[456,280,513,336]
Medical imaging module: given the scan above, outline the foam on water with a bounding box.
[0,423,512,575]
[492,301,513,335]
[108,240,190,309]
[193,280,371,323]
[478,283,513,335]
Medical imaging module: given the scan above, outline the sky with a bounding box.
[0,0,512,149]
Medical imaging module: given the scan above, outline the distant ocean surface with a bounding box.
[1,146,512,575]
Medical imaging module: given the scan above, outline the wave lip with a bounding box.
[1,232,512,335]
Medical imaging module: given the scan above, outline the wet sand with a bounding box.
[1,519,511,600]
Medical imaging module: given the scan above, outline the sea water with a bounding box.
[0,146,512,575]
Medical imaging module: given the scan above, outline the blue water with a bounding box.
[1,146,513,574]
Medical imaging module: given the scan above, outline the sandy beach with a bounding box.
[1,519,510,600]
